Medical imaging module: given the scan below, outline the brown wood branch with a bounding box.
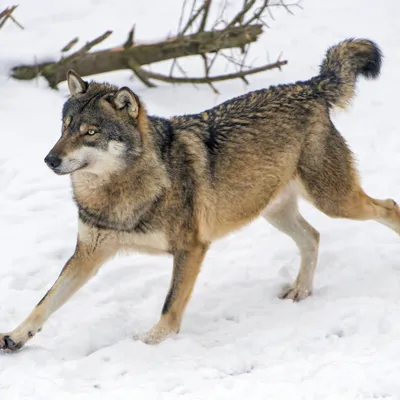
[244,0,270,26]
[124,25,135,49]
[134,59,287,85]
[198,0,212,32]
[171,1,199,75]
[128,59,156,88]
[180,2,203,35]
[169,59,190,79]
[0,8,9,19]
[242,0,301,27]
[207,51,219,72]
[266,1,303,11]
[225,0,256,29]
[62,31,113,63]
[200,53,219,93]
[0,5,23,30]
[11,24,264,88]
[211,0,228,30]
[177,0,190,33]
[8,11,23,29]
[61,37,79,53]
[201,53,210,75]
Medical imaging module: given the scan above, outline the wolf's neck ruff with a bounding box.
[77,201,157,234]
[71,161,168,234]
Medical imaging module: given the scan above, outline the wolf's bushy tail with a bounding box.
[314,38,382,109]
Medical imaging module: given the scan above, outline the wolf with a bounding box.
[1,38,397,351]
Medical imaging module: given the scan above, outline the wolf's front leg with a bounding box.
[139,244,208,345]
[0,231,115,351]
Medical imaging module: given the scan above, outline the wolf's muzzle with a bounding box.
[44,154,62,170]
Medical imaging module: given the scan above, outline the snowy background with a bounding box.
[1,0,400,399]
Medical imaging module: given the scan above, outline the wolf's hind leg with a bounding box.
[297,124,400,235]
[262,182,320,301]
[305,184,400,235]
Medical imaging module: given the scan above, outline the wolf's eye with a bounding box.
[87,129,96,136]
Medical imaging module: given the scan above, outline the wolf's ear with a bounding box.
[113,87,139,118]
[67,70,88,96]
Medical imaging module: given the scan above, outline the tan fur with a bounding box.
[1,38,397,351]
[0,237,115,349]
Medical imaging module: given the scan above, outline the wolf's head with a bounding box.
[45,70,149,176]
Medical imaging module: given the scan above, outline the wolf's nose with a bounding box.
[44,154,62,169]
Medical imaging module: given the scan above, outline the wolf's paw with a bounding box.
[279,284,312,302]
[133,321,178,345]
[0,334,24,352]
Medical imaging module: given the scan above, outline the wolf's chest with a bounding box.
[72,173,169,253]
[78,211,170,254]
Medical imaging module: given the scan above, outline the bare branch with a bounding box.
[171,1,198,76]
[207,51,220,72]
[123,25,135,49]
[62,30,112,63]
[242,0,302,26]
[267,1,303,12]
[198,0,212,32]
[0,5,23,30]
[77,30,112,53]
[134,59,287,87]
[61,37,79,53]
[180,1,203,35]
[200,53,219,93]
[225,0,256,29]
[211,0,229,30]
[219,51,252,70]
[170,60,190,79]
[128,59,156,88]
[244,0,270,25]
[7,9,23,29]
[177,0,190,31]
[278,0,295,15]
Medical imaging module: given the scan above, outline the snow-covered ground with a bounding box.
[1,0,400,398]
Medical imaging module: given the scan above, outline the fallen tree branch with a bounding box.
[11,24,264,88]
[10,0,301,91]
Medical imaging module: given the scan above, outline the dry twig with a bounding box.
[0,5,23,30]
[62,30,112,63]
[61,37,79,53]
[123,25,135,49]
[126,59,287,86]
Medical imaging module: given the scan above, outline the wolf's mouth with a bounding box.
[52,168,70,176]
[52,161,89,176]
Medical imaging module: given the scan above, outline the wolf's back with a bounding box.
[313,38,382,109]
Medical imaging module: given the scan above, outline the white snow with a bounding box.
[1,0,400,398]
